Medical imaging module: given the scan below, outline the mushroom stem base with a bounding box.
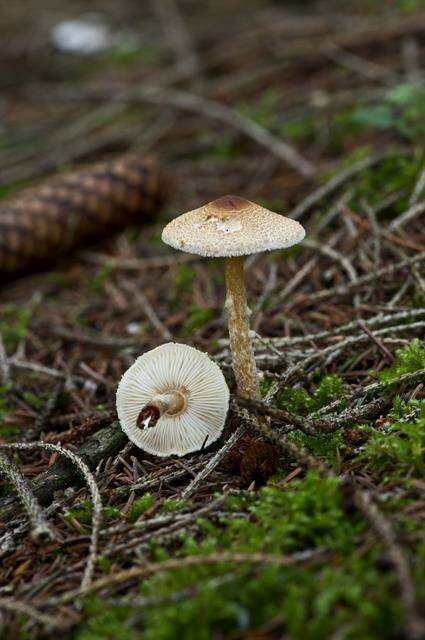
[137,391,187,430]
[225,256,260,399]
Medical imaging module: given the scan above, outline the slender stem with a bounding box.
[224,256,260,399]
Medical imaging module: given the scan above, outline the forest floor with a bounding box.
[0,1,424,638]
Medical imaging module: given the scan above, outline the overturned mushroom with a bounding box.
[162,195,305,399]
[116,343,229,457]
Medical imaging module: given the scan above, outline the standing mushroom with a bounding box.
[162,195,305,399]
[116,343,229,457]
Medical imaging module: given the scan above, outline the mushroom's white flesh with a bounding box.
[116,343,229,457]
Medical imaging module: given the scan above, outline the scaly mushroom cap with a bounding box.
[116,343,229,457]
[161,195,305,257]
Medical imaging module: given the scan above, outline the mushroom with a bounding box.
[162,195,305,399]
[116,342,229,457]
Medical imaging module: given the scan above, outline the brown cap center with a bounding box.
[211,195,248,211]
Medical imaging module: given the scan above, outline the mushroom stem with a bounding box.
[137,391,187,430]
[224,256,260,399]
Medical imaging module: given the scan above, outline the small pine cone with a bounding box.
[221,433,278,487]
[0,155,168,276]
[240,440,278,487]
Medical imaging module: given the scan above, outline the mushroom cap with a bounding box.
[161,195,305,258]
[116,343,229,457]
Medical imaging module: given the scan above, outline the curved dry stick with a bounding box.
[0,452,55,543]
[0,442,101,591]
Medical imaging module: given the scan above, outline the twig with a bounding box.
[134,85,315,177]
[0,331,10,386]
[304,238,358,284]
[352,486,425,640]
[293,252,425,305]
[274,321,425,388]
[0,598,67,630]
[409,165,425,205]
[0,441,103,590]
[288,154,384,219]
[45,548,327,606]
[388,201,425,231]
[121,281,172,340]
[317,367,425,416]
[181,423,247,499]
[7,358,85,383]
[151,0,200,77]
[345,207,424,252]
[357,319,395,363]
[325,42,398,85]
[362,199,381,267]
[111,458,207,499]
[249,308,425,349]
[234,395,390,436]
[81,251,198,270]
[0,452,55,543]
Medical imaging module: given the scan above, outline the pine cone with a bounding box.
[0,155,168,276]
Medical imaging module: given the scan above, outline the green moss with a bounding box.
[171,265,196,296]
[355,154,422,210]
[64,501,120,526]
[278,375,345,415]
[379,339,425,382]
[279,116,318,144]
[238,88,283,127]
[127,494,154,523]
[388,395,422,420]
[22,391,43,411]
[198,132,239,160]
[290,430,345,466]
[332,83,425,143]
[103,43,161,67]
[90,264,116,293]
[97,556,112,575]
[162,498,188,512]
[0,303,34,351]
[397,0,425,10]
[76,472,406,640]
[0,385,19,437]
[361,402,425,478]
[77,600,139,640]
[182,306,214,334]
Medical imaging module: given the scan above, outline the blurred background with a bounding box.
[1,0,424,212]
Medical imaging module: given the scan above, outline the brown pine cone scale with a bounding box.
[0,155,168,276]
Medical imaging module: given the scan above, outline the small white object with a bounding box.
[126,322,142,336]
[116,343,229,457]
[83,379,98,395]
[51,18,111,54]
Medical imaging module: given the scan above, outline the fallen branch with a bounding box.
[44,547,328,606]
[0,452,55,543]
[181,423,247,499]
[0,441,102,590]
[0,597,68,631]
[134,85,315,177]
[0,423,126,527]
